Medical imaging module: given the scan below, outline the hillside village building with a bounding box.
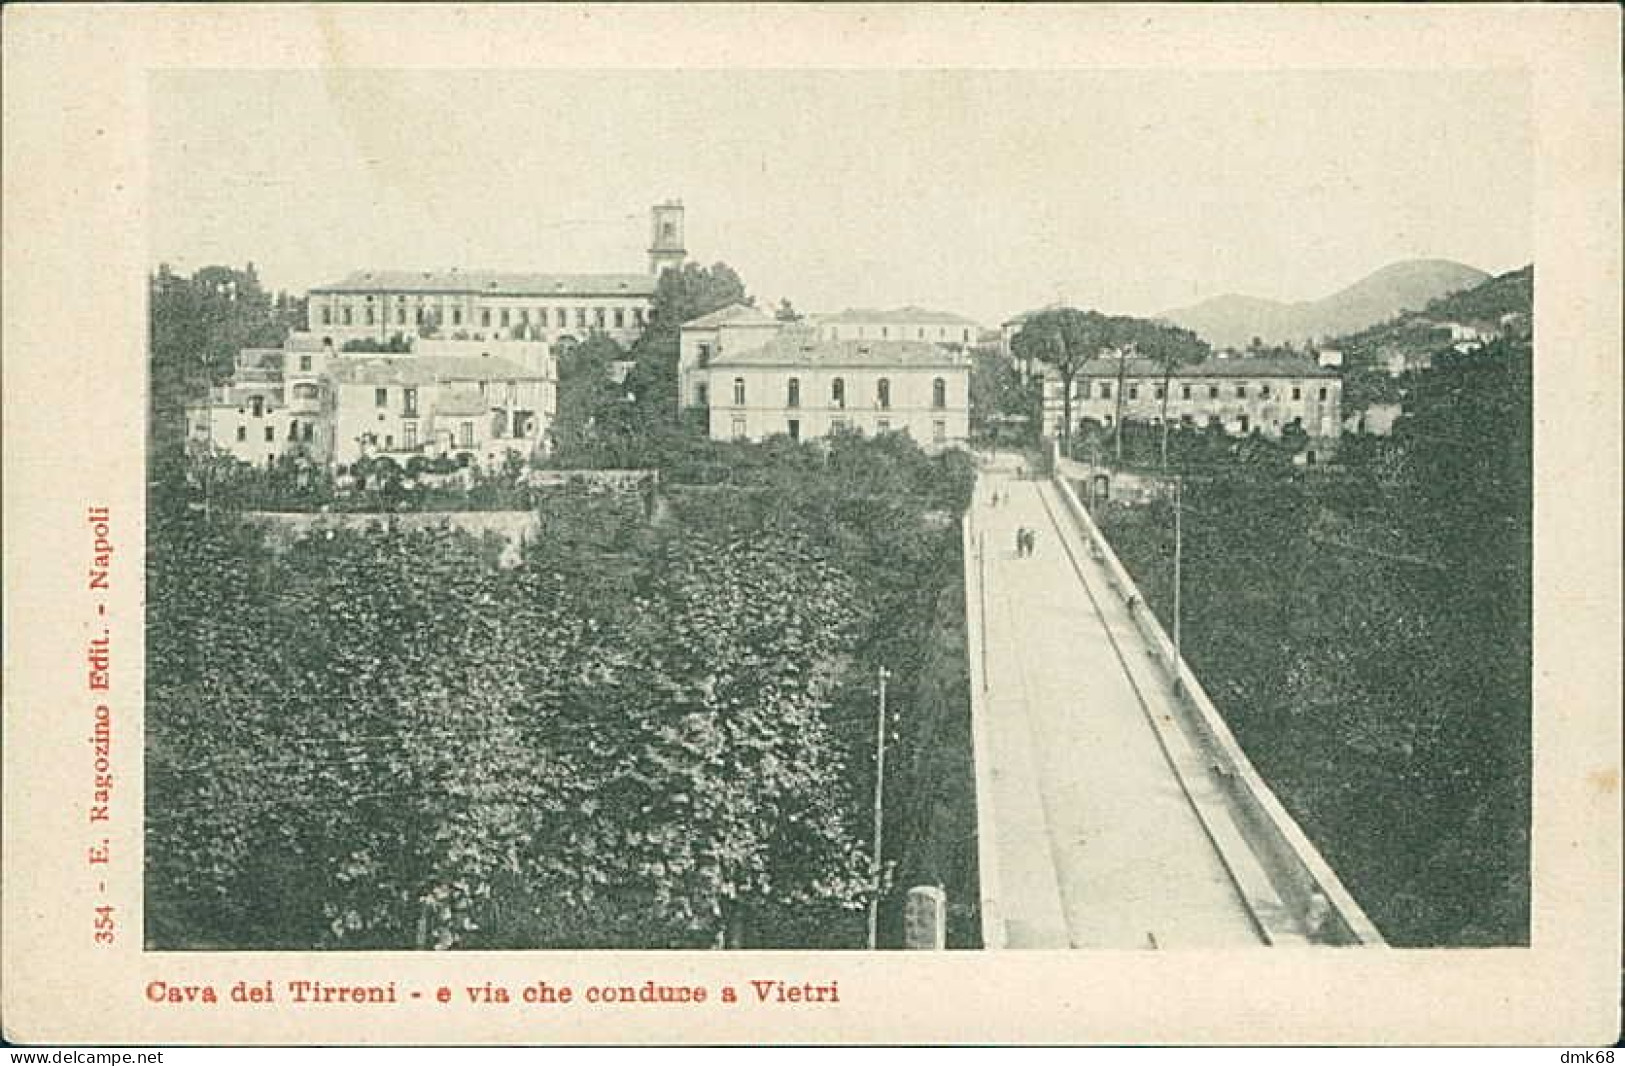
[323,353,552,468]
[1043,353,1342,441]
[188,337,556,470]
[186,202,685,470]
[303,202,685,348]
[679,307,971,448]
[677,303,788,411]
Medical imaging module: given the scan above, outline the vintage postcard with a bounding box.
[3,3,1619,1047]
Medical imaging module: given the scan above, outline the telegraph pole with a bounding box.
[868,665,891,949]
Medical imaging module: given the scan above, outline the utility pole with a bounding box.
[868,665,891,950]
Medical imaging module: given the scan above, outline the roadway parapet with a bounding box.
[1050,474,1386,947]
[961,507,1006,949]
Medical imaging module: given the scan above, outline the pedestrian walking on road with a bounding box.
[1026,528,1039,557]
[1014,527,1025,557]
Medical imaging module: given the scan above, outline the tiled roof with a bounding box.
[326,354,545,386]
[710,330,968,369]
[1074,355,1338,379]
[682,303,778,329]
[311,270,657,297]
[812,306,979,326]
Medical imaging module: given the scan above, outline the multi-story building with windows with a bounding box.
[306,270,657,348]
[304,202,686,347]
[187,339,556,471]
[186,347,322,468]
[1042,354,1343,441]
[323,354,552,469]
[682,320,970,449]
[677,303,787,411]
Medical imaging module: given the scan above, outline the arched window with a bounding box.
[932,377,947,409]
[733,378,746,406]
[877,378,891,410]
[786,377,801,408]
[831,377,845,409]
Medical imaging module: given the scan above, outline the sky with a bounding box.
[151,69,1532,326]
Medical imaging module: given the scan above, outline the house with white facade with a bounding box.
[1042,353,1342,441]
[187,338,556,471]
[683,321,970,449]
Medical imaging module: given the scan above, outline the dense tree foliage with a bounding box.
[1092,341,1530,946]
[1012,308,1208,459]
[1009,307,1118,454]
[622,261,751,425]
[968,348,1039,446]
[148,264,304,448]
[1420,265,1532,328]
[147,433,976,950]
[549,332,633,461]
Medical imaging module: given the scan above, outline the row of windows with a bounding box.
[235,421,315,443]
[375,386,419,414]
[320,302,647,330]
[236,381,322,418]
[1069,380,1331,402]
[358,420,478,452]
[368,383,524,411]
[715,376,950,409]
[728,416,949,443]
[826,325,973,343]
[1061,413,1312,432]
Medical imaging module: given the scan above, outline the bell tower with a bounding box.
[648,200,686,276]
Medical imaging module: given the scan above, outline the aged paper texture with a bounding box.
[3,3,1619,1046]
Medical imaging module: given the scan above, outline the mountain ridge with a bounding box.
[1161,259,1491,350]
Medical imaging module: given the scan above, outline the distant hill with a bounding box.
[1326,264,1533,379]
[1161,259,1490,350]
[1417,264,1531,325]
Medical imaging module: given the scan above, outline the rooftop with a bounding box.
[326,354,546,386]
[311,270,657,298]
[1073,355,1339,379]
[682,302,778,329]
[710,329,969,369]
[812,306,979,327]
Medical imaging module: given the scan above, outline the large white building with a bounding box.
[1043,353,1343,441]
[677,303,787,412]
[679,311,970,448]
[304,202,686,348]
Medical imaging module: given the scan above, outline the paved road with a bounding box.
[972,460,1266,949]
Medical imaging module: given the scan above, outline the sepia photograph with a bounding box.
[2,4,1619,1049]
[143,66,1530,955]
